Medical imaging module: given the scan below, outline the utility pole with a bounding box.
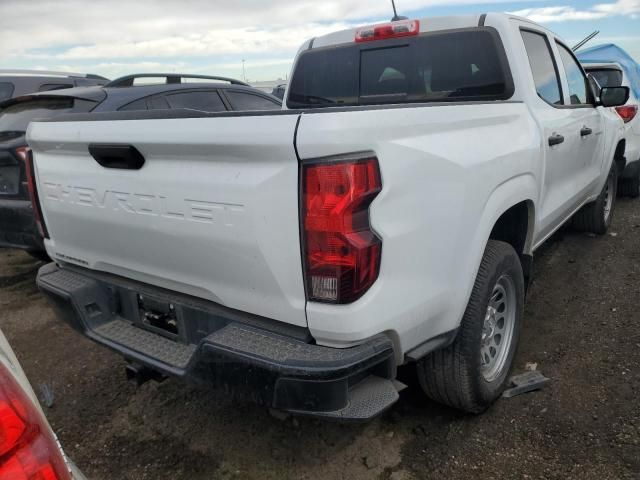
[242,60,246,83]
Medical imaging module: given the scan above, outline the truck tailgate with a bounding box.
[27,113,307,327]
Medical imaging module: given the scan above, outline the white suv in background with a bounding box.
[0,328,84,479]
[584,62,640,197]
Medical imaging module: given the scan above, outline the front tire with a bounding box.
[417,240,524,413]
[572,161,618,235]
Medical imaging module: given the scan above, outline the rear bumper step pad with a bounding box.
[37,263,399,420]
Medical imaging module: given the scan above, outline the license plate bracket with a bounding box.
[137,294,180,340]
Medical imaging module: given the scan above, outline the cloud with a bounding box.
[512,0,640,22]
[0,0,539,60]
[511,6,607,22]
[53,23,359,60]
[593,0,640,15]
[1,0,632,80]
[37,59,295,81]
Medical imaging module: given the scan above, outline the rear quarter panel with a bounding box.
[296,103,540,358]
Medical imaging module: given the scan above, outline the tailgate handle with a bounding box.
[88,144,145,170]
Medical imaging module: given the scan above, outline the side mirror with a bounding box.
[600,86,630,107]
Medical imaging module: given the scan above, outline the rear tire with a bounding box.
[572,161,618,235]
[417,240,524,413]
[619,176,640,198]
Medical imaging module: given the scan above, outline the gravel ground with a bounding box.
[0,199,639,480]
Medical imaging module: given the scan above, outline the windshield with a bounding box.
[288,28,513,108]
[0,97,96,134]
[586,68,623,88]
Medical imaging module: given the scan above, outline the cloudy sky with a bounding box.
[1,0,639,82]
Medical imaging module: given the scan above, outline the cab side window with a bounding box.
[521,30,563,106]
[556,43,589,105]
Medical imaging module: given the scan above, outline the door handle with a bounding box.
[548,134,565,147]
[88,144,145,170]
[580,126,593,137]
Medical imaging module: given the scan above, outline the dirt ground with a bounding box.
[0,200,639,480]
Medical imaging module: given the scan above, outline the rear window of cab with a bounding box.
[287,27,514,108]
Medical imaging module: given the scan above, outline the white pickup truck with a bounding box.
[27,13,628,420]
[582,60,640,196]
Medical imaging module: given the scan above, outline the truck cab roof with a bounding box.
[307,13,558,50]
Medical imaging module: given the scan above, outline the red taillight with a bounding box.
[0,363,70,480]
[355,19,420,43]
[615,105,638,123]
[23,149,49,239]
[302,156,382,304]
[14,146,30,163]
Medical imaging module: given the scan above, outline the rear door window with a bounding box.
[0,83,14,101]
[164,90,226,112]
[556,43,590,105]
[521,30,563,106]
[225,91,281,110]
[586,68,623,88]
[287,27,513,108]
[0,97,96,133]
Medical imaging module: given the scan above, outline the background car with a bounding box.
[0,326,85,479]
[271,83,287,99]
[86,73,282,112]
[579,45,640,197]
[0,69,109,102]
[0,73,282,256]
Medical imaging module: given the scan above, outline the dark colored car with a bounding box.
[0,73,282,255]
[271,83,287,100]
[0,69,109,102]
